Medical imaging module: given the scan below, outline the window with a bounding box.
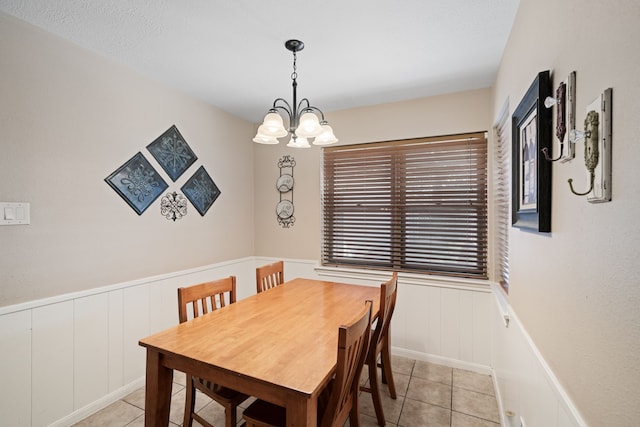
[321,132,488,279]
[493,105,511,292]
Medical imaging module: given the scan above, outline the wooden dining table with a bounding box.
[138,277,380,426]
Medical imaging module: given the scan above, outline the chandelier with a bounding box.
[253,39,338,148]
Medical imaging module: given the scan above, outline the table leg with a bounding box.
[287,395,317,426]
[144,349,173,427]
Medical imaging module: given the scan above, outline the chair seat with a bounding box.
[242,399,287,427]
[243,379,333,427]
[194,377,249,403]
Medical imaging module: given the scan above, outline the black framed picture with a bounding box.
[146,125,197,182]
[512,71,552,232]
[105,152,168,215]
[181,166,221,216]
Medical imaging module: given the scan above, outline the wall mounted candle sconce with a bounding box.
[567,88,612,202]
[543,71,576,162]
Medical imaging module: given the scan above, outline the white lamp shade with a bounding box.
[313,124,338,145]
[258,112,288,138]
[286,136,310,148]
[257,124,288,138]
[295,112,323,138]
[253,133,280,144]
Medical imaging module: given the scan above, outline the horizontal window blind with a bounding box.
[494,109,511,292]
[322,132,488,279]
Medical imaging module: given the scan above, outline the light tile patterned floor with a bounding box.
[73,356,500,426]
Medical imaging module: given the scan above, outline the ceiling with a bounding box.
[0,0,519,123]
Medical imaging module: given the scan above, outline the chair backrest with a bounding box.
[255,261,284,293]
[371,272,398,350]
[177,276,237,323]
[320,300,372,427]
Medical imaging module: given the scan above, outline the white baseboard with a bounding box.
[392,347,492,376]
[49,377,145,427]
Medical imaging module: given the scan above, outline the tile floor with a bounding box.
[73,356,500,427]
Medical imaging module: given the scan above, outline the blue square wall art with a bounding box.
[181,166,221,216]
[146,125,197,181]
[105,152,169,215]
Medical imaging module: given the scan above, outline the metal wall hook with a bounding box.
[567,110,599,197]
[568,173,594,196]
[541,146,564,162]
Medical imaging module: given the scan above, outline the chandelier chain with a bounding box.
[291,51,298,81]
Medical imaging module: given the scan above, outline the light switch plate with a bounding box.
[0,202,30,225]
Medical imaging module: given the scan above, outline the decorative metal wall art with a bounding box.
[147,125,197,181]
[161,191,188,221]
[567,88,612,202]
[276,155,295,227]
[542,71,576,163]
[181,166,221,216]
[105,152,168,215]
[106,125,221,219]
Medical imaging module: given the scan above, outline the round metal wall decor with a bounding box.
[160,191,187,221]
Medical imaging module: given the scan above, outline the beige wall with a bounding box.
[4,2,639,424]
[492,0,640,425]
[253,88,492,258]
[0,13,256,307]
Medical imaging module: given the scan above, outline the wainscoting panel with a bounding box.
[74,293,109,410]
[491,284,585,427]
[32,300,74,427]
[108,289,124,393]
[123,284,150,385]
[472,290,491,365]
[391,280,429,352]
[0,309,31,427]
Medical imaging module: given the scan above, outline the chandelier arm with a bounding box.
[271,98,293,117]
[296,102,327,122]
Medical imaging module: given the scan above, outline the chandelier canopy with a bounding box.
[253,39,338,148]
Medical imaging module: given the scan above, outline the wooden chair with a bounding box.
[242,300,373,427]
[256,260,284,293]
[177,276,250,427]
[360,272,398,426]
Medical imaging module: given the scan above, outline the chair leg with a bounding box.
[380,338,397,399]
[183,376,196,427]
[368,355,386,426]
[225,403,236,427]
[349,391,362,427]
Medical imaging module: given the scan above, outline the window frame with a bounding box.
[321,132,488,279]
